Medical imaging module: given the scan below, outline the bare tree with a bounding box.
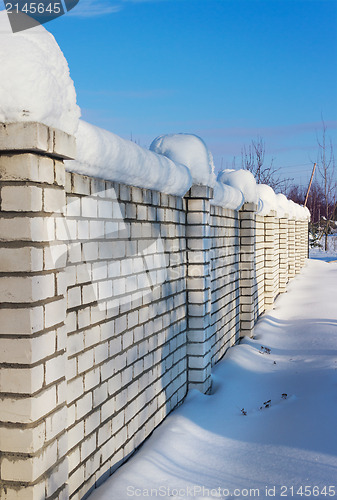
[241,136,293,192]
[316,119,337,250]
[288,181,328,224]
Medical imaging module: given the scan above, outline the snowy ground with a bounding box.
[310,234,337,262]
[90,258,337,500]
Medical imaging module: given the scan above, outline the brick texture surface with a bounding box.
[0,124,309,500]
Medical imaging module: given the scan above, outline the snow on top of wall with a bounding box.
[0,11,80,135]
[211,181,244,210]
[217,169,259,204]
[150,134,216,187]
[275,193,290,218]
[256,184,277,216]
[257,184,310,220]
[212,169,309,219]
[65,120,193,197]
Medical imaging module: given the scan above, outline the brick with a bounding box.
[54,160,66,187]
[45,298,66,328]
[1,185,43,212]
[84,325,101,349]
[68,463,84,496]
[0,306,43,335]
[98,199,113,219]
[189,185,213,198]
[68,421,85,451]
[68,239,82,262]
[93,382,108,407]
[76,262,91,283]
[0,365,44,394]
[81,433,96,461]
[66,196,81,218]
[45,353,66,385]
[89,219,105,239]
[94,342,109,364]
[84,368,100,392]
[43,187,66,213]
[77,392,93,420]
[0,421,45,453]
[0,333,55,364]
[0,480,46,500]
[85,410,100,436]
[0,154,52,184]
[0,122,65,158]
[81,197,98,218]
[82,241,99,261]
[67,377,83,404]
[67,286,81,309]
[44,243,67,270]
[82,282,98,304]
[53,127,76,159]
[98,280,113,300]
[78,349,94,374]
[108,372,122,396]
[101,397,115,423]
[0,385,56,424]
[92,261,107,281]
[45,406,67,441]
[45,458,68,497]
[0,217,54,242]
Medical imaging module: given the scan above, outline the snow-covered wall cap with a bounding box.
[211,181,244,210]
[217,169,259,205]
[150,133,216,187]
[275,193,290,218]
[0,11,80,135]
[304,206,311,220]
[256,184,277,216]
[257,185,310,220]
[65,120,193,197]
[288,200,311,221]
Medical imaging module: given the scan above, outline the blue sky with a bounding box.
[4,0,337,186]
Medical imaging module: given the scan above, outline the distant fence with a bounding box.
[0,122,308,500]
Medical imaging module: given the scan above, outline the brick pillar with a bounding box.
[288,219,296,280]
[264,211,276,310]
[274,217,280,297]
[255,215,265,317]
[300,220,307,268]
[239,203,257,337]
[295,220,302,274]
[185,185,212,394]
[0,123,75,499]
[279,217,289,293]
[305,220,309,259]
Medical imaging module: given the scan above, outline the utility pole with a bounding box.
[304,163,317,207]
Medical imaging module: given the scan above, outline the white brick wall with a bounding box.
[210,205,240,365]
[0,124,309,500]
[62,173,188,498]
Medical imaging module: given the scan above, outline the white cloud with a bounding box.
[70,0,175,17]
[68,0,122,17]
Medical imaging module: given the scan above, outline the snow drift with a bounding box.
[0,11,80,135]
[66,120,193,197]
[150,133,216,187]
[217,169,259,205]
